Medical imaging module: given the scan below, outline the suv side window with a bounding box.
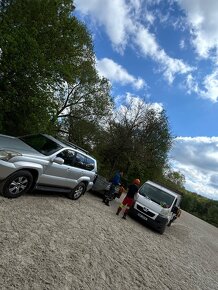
[74,153,95,171]
[57,149,75,166]
[85,157,95,171]
[74,153,86,169]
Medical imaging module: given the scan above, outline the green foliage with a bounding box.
[0,0,110,135]
[157,167,185,191]
[55,76,113,134]
[94,102,173,181]
[180,191,218,227]
[207,205,218,226]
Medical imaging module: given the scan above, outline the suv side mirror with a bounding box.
[53,157,64,165]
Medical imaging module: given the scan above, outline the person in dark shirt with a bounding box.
[168,206,182,226]
[116,178,140,219]
[103,170,123,206]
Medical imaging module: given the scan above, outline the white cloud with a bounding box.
[145,12,155,25]
[186,71,218,102]
[75,0,131,51]
[118,92,163,111]
[114,93,163,123]
[76,0,193,84]
[134,25,193,83]
[201,70,218,102]
[76,0,218,102]
[169,0,218,101]
[185,74,200,96]
[170,136,218,200]
[177,0,218,59]
[180,39,185,49]
[96,58,146,90]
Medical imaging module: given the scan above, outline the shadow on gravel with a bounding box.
[128,212,161,235]
[24,189,68,199]
[25,189,99,199]
[87,189,104,198]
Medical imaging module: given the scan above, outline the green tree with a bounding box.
[207,205,218,226]
[158,166,186,191]
[96,99,172,181]
[0,0,110,136]
[55,76,113,138]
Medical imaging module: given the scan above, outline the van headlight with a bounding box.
[160,208,170,218]
[0,150,22,161]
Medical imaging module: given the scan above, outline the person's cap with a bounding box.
[133,178,140,185]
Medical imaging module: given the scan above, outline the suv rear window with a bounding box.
[74,153,95,171]
[19,134,62,156]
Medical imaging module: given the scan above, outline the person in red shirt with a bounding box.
[116,178,141,219]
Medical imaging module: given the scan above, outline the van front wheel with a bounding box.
[158,225,166,235]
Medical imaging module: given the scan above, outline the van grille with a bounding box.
[136,204,155,217]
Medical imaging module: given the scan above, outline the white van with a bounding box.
[130,180,181,234]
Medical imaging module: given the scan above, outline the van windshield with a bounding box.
[19,134,62,156]
[139,183,175,208]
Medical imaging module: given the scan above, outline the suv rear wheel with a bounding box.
[68,182,86,200]
[1,170,33,198]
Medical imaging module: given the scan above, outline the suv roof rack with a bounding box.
[57,137,90,155]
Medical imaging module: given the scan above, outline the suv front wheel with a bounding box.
[68,182,86,200]
[1,170,33,198]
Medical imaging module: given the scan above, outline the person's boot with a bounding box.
[122,213,127,219]
[116,207,122,215]
[122,212,127,220]
[122,209,128,219]
[105,198,110,206]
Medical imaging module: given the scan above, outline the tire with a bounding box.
[168,216,176,227]
[68,182,86,200]
[158,225,166,235]
[1,170,33,198]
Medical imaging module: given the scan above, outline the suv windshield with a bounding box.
[19,134,62,156]
[139,183,175,208]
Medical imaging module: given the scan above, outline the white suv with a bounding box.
[0,133,97,199]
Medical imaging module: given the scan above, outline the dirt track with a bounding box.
[0,191,217,290]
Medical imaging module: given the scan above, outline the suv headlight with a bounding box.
[0,150,22,161]
[160,208,170,218]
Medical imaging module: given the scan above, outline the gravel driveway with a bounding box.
[0,191,217,290]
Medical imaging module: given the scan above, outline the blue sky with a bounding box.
[75,0,218,200]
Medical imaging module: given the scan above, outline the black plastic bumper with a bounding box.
[130,208,168,232]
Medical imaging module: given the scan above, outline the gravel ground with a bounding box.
[0,191,217,290]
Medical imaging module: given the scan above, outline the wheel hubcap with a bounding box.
[74,186,83,198]
[9,176,29,195]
